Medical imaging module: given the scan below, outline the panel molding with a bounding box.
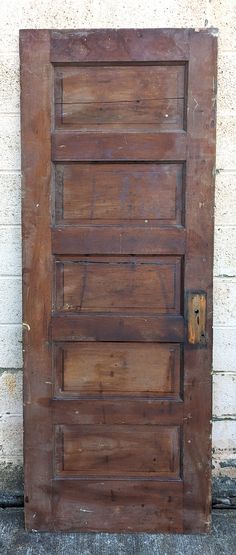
[54,424,181,479]
[53,342,181,399]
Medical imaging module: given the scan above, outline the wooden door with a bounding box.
[20,29,217,533]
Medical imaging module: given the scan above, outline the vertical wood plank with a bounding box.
[183,29,217,532]
[20,30,53,530]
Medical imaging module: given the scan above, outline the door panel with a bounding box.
[54,65,185,131]
[53,342,181,398]
[55,256,181,313]
[55,163,183,225]
[21,28,216,532]
[55,424,180,477]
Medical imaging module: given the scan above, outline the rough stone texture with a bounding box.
[214,226,236,277]
[216,117,236,170]
[0,0,209,51]
[0,418,23,464]
[0,226,21,275]
[217,53,236,114]
[0,115,20,171]
[0,173,21,225]
[0,509,236,555]
[213,421,236,452]
[207,0,236,51]
[0,277,21,323]
[0,0,235,503]
[212,477,236,508]
[213,327,236,373]
[0,464,23,507]
[215,171,236,226]
[0,326,22,368]
[0,53,20,112]
[213,373,236,417]
[214,278,236,327]
[0,370,23,419]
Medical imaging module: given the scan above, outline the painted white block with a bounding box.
[0,226,21,275]
[216,117,236,170]
[0,277,21,323]
[217,52,236,114]
[214,226,236,277]
[0,0,207,51]
[0,115,20,171]
[207,0,236,51]
[213,327,236,373]
[213,373,236,417]
[215,171,236,226]
[0,416,23,464]
[0,325,22,368]
[212,420,236,451]
[0,53,20,112]
[0,172,21,225]
[0,371,22,417]
[214,277,236,326]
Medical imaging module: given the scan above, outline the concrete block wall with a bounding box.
[0,0,235,504]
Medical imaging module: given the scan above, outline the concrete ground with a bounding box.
[0,509,235,555]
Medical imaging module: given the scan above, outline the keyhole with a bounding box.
[194,308,200,325]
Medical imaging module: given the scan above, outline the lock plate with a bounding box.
[186,292,207,345]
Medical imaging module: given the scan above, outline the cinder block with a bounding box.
[0,53,20,113]
[213,373,236,417]
[0,226,21,275]
[0,115,20,171]
[217,53,236,114]
[215,171,236,225]
[213,419,236,451]
[214,226,236,277]
[213,327,236,373]
[0,416,23,464]
[0,325,22,368]
[0,370,22,417]
[214,277,236,326]
[0,0,208,51]
[216,117,236,170]
[207,0,236,51]
[0,277,21,323]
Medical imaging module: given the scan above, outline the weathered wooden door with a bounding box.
[20,29,217,533]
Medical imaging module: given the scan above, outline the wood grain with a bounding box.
[52,227,186,255]
[20,30,53,531]
[56,256,181,313]
[51,314,185,343]
[182,30,217,533]
[55,163,183,224]
[52,399,184,425]
[55,424,180,477]
[51,480,183,533]
[52,131,187,161]
[55,65,185,131]
[50,28,190,62]
[54,342,181,397]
